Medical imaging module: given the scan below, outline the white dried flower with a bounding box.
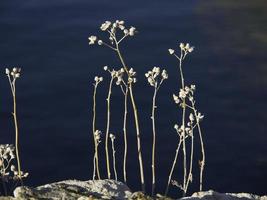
[98,40,103,45]
[5,68,10,75]
[190,85,196,90]
[173,94,180,104]
[123,29,129,35]
[100,21,111,31]
[103,66,108,71]
[129,27,136,36]
[189,96,194,102]
[168,49,175,55]
[196,112,204,122]
[94,76,99,82]
[94,130,101,142]
[188,47,194,52]
[88,36,97,45]
[161,69,168,79]
[179,89,187,98]
[109,133,115,140]
[11,165,16,172]
[189,113,194,122]
[185,43,190,49]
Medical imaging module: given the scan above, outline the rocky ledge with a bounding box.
[0,179,266,200]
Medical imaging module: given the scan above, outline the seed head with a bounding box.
[109,133,115,140]
[100,21,112,31]
[168,49,175,55]
[5,68,10,75]
[88,36,97,45]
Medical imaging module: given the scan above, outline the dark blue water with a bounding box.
[0,0,267,197]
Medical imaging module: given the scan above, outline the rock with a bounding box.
[13,179,132,200]
[1,181,267,200]
[180,190,267,200]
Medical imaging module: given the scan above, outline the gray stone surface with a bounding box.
[1,181,267,200]
[13,179,132,200]
[181,190,267,200]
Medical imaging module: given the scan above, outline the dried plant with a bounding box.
[103,66,116,179]
[0,144,28,196]
[89,20,145,192]
[92,76,103,180]
[5,68,28,181]
[0,144,15,195]
[165,43,205,195]
[88,20,206,197]
[109,134,117,181]
[145,67,168,196]
[112,67,128,183]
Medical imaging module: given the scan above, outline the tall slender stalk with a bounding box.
[151,85,157,197]
[89,21,144,192]
[122,86,129,183]
[169,43,205,194]
[110,134,117,181]
[192,103,205,191]
[185,123,194,192]
[116,47,145,192]
[6,69,22,179]
[12,86,21,179]
[146,67,167,196]
[178,54,188,195]
[105,76,114,179]
[92,77,102,180]
[165,138,182,196]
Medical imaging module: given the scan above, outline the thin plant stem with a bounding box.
[151,84,158,197]
[128,85,145,192]
[165,138,182,196]
[92,83,101,180]
[105,77,114,179]
[9,80,22,179]
[178,53,187,195]
[192,103,205,191]
[111,138,117,181]
[116,46,145,192]
[123,87,129,183]
[185,125,194,192]
[92,154,96,180]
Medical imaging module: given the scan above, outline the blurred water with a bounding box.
[0,0,266,197]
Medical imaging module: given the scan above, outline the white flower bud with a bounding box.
[168,49,175,55]
[188,47,194,52]
[5,68,10,75]
[123,29,129,34]
[88,36,97,45]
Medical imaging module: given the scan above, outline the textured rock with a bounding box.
[13,179,132,200]
[181,190,267,200]
[1,181,267,200]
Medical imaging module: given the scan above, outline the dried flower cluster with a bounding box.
[5,68,28,181]
[88,20,137,50]
[145,66,168,196]
[165,42,205,196]
[0,145,15,179]
[89,20,205,197]
[145,67,168,87]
